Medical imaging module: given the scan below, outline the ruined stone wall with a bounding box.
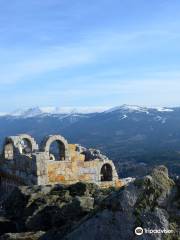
[0,154,46,193]
[47,144,87,184]
[47,144,122,188]
[0,134,123,194]
[0,134,44,194]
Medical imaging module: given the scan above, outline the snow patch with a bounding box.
[119,114,128,120]
[155,107,174,112]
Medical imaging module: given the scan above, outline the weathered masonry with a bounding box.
[0,134,123,193]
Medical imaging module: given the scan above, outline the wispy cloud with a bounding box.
[0,46,94,84]
[1,28,179,85]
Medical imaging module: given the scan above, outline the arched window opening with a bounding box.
[49,140,65,161]
[101,164,113,181]
[4,141,14,160]
[20,139,32,154]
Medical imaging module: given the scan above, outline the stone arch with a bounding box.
[100,163,113,181]
[3,138,15,160]
[18,134,39,154]
[3,134,39,158]
[41,135,70,161]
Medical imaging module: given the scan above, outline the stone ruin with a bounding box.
[0,134,123,193]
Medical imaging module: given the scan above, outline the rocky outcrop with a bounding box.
[0,166,179,240]
[3,183,99,233]
[0,232,44,240]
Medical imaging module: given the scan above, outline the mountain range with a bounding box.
[0,104,180,177]
[1,105,175,117]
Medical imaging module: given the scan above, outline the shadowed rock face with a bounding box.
[0,166,179,240]
[0,217,16,235]
[2,183,97,233]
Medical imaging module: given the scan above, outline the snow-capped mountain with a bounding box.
[104,104,174,114]
[104,105,149,114]
[10,107,43,118]
[4,106,108,118]
[3,105,175,118]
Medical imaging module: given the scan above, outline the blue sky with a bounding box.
[0,0,180,112]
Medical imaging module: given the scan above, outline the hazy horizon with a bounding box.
[1,1,180,111]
